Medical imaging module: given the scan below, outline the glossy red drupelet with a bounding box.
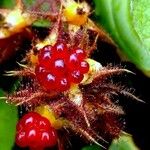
[35,42,89,92]
[16,112,57,149]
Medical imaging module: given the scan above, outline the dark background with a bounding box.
[93,41,150,150]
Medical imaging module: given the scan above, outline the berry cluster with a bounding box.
[35,42,89,92]
[16,112,57,149]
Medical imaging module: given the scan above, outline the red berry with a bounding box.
[73,48,86,60]
[38,45,53,68]
[39,130,57,147]
[56,77,70,91]
[38,117,52,130]
[68,53,79,70]
[35,65,46,82]
[35,65,46,74]
[17,112,40,129]
[54,59,65,69]
[79,61,89,73]
[26,127,40,147]
[42,73,56,90]
[16,112,58,149]
[35,42,89,92]
[16,132,26,147]
[53,42,68,59]
[53,59,66,76]
[69,70,84,83]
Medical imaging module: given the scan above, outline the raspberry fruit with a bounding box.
[79,61,89,73]
[52,42,68,59]
[35,42,89,92]
[73,48,86,60]
[16,112,57,149]
[38,45,53,68]
[68,70,84,83]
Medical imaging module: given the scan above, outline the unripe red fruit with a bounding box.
[35,42,89,92]
[16,112,57,149]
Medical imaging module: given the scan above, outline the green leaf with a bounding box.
[81,135,138,150]
[94,0,150,76]
[0,89,18,150]
[81,145,103,150]
[132,0,150,50]
[22,0,52,28]
[22,0,36,8]
[109,134,139,150]
[0,0,15,8]
[33,19,51,28]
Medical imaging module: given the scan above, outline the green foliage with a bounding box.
[81,134,138,150]
[109,134,139,150]
[132,0,150,50]
[22,0,36,8]
[0,1,19,149]
[81,145,102,150]
[94,0,150,76]
[0,0,14,8]
[0,89,18,150]
[33,19,51,28]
